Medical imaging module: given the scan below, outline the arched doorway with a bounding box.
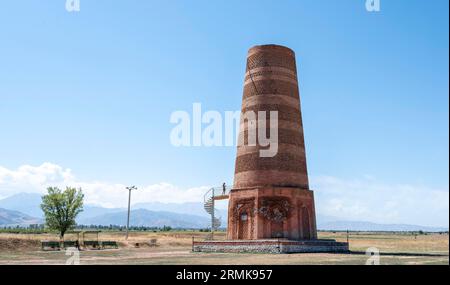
[238,211,249,240]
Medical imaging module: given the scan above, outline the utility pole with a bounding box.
[125,185,137,240]
[211,188,215,240]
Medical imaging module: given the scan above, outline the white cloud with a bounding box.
[0,162,209,208]
[0,163,74,188]
[311,175,449,228]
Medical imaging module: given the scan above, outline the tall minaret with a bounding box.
[227,44,317,240]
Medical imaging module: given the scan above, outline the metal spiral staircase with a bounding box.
[203,185,231,239]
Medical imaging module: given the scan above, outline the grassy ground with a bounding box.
[0,231,448,265]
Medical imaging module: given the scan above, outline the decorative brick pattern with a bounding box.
[242,104,302,122]
[227,187,316,239]
[228,44,318,242]
[233,171,309,189]
[243,80,299,99]
[242,94,300,111]
[239,128,305,147]
[235,152,307,173]
[246,52,297,72]
[244,70,298,83]
[247,45,296,57]
[236,143,306,156]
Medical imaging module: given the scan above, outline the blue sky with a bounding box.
[0,1,448,226]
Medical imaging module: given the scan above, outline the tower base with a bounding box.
[227,187,318,240]
[193,239,349,254]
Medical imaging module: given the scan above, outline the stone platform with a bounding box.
[193,239,349,254]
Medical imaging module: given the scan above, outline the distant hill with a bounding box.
[78,205,125,221]
[134,201,227,219]
[0,193,126,221]
[0,208,41,226]
[77,209,210,228]
[134,201,209,217]
[317,220,448,232]
[0,193,43,218]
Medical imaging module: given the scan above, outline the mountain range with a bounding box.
[0,208,41,226]
[0,193,447,232]
[79,209,210,228]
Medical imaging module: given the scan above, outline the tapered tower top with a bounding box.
[248,44,295,56]
[233,44,309,190]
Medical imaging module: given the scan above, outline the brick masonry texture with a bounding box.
[228,45,318,241]
[242,94,301,111]
[242,104,302,122]
[239,128,305,147]
[227,187,317,239]
[243,80,299,99]
[233,171,309,189]
[235,152,307,173]
[246,48,297,72]
[236,143,306,157]
[233,44,309,189]
[244,70,298,83]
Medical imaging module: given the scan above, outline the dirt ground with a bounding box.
[0,231,448,265]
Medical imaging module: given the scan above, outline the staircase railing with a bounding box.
[203,185,232,239]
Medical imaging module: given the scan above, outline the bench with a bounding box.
[84,240,101,249]
[101,241,118,249]
[63,240,79,249]
[41,241,61,251]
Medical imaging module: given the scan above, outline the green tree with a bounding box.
[40,187,84,239]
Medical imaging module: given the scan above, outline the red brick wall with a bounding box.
[228,45,317,241]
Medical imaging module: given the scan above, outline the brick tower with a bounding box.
[227,44,318,240]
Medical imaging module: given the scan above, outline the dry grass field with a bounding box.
[0,231,448,265]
